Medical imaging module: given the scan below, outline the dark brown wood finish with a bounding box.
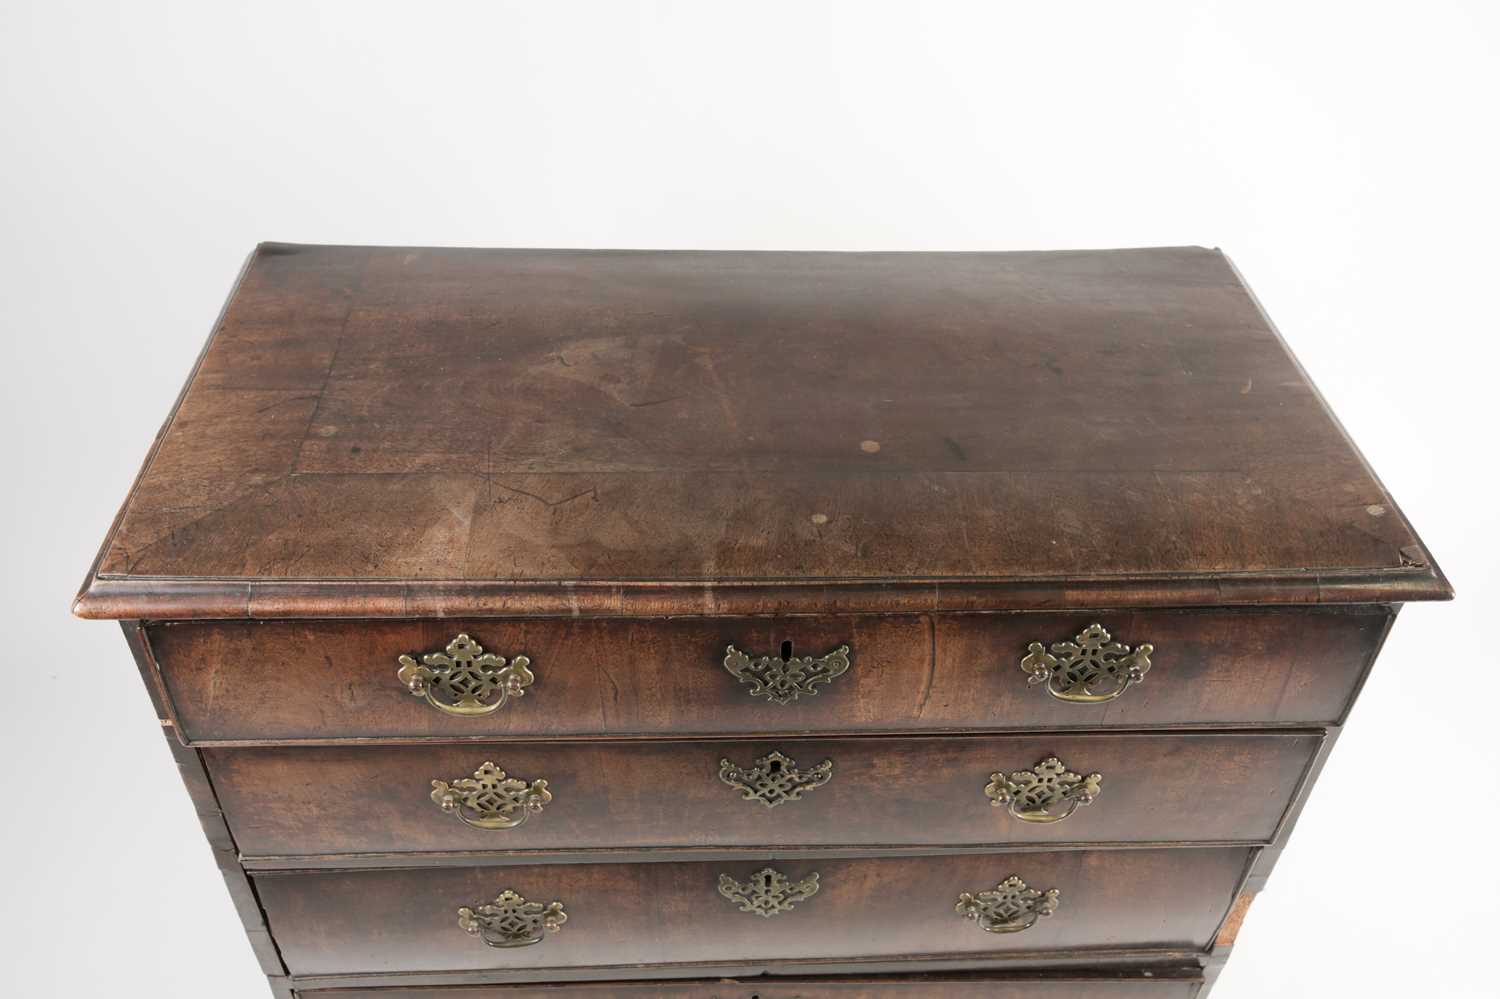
[208,732,1318,864]
[118,622,287,978]
[254,849,1251,976]
[287,952,1213,991]
[75,246,1450,998]
[146,608,1387,744]
[74,245,1447,621]
[298,968,1205,999]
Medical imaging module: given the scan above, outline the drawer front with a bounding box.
[210,733,1319,863]
[255,848,1250,976]
[298,971,1203,998]
[150,608,1386,743]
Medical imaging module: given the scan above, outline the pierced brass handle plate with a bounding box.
[723,642,850,704]
[718,867,820,917]
[956,875,1060,933]
[719,751,833,808]
[1020,623,1152,703]
[432,762,551,830]
[397,633,534,716]
[458,889,566,948]
[985,756,1101,824]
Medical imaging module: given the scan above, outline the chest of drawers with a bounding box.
[75,244,1449,999]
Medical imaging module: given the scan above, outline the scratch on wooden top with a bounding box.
[74,244,1450,619]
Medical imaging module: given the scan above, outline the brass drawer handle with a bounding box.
[397,633,534,716]
[956,875,1060,934]
[723,642,850,704]
[1020,623,1152,703]
[432,762,551,830]
[719,751,833,808]
[458,889,566,948]
[718,867,820,917]
[985,756,1101,824]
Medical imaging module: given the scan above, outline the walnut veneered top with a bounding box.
[75,244,1448,619]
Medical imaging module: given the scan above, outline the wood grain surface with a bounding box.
[206,731,1317,863]
[298,969,1204,999]
[73,244,1448,620]
[147,608,1388,743]
[254,848,1251,976]
[72,245,1446,999]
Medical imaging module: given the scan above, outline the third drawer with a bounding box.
[256,848,1250,977]
[207,731,1321,865]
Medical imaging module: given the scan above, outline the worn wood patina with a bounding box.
[77,245,1449,998]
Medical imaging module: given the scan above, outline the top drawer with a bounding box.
[146,607,1388,744]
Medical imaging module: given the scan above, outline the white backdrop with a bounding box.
[3,3,1496,997]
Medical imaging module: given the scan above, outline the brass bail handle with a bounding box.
[956,876,1060,934]
[985,756,1102,824]
[397,632,535,716]
[1019,624,1152,704]
[457,890,567,948]
[431,762,551,830]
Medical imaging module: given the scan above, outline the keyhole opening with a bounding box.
[780,640,793,661]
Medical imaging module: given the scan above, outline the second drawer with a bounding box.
[207,732,1320,865]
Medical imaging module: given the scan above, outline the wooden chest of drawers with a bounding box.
[75,244,1449,998]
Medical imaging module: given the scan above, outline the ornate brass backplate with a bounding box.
[717,867,820,917]
[457,889,567,948]
[722,643,850,704]
[1019,623,1152,703]
[719,751,833,808]
[397,633,534,716]
[985,756,1102,824]
[956,875,1060,934]
[431,762,551,830]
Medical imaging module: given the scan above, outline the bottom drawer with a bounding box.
[297,969,1203,998]
[256,849,1249,977]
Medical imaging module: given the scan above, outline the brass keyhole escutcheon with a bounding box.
[723,642,851,704]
